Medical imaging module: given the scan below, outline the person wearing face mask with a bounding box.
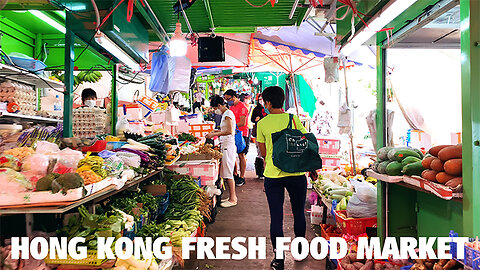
[223,89,249,187]
[81,88,97,108]
[205,95,238,208]
[251,94,267,179]
[256,86,308,270]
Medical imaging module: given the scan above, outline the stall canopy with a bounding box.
[255,20,376,67]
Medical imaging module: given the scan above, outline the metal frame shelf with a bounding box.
[0,63,64,89]
[0,111,62,123]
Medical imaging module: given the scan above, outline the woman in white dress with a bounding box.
[206,95,237,208]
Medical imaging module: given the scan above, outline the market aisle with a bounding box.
[183,169,324,269]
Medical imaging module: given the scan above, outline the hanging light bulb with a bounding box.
[253,78,259,85]
[169,22,187,57]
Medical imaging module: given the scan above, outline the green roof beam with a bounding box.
[137,0,169,43]
[203,0,215,31]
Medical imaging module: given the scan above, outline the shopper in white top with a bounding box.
[206,95,237,208]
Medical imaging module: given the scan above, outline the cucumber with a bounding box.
[386,161,404,176]
[402,161,425,176]
[377,147,392,161]
[401,156,421,166]
[394,149,422,162]
[377,161,391,174]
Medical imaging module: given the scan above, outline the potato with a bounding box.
[342,256,352,265]
[348,252,361,262]
[385,263,393,269]
[374,263,384,270]
[345,264,357,270]
[424,262,434,270]
[353,262,365,269]
[442,259,458,270]
[433,263,443,270]
[438,259,449,266]
[359,260,374,270]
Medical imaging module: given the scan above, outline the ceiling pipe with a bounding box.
[143,0,170,42]
[203,0,215,31]
[289,0,301,19]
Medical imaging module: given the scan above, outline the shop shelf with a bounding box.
[366,170,463,201]
[0,111,62,123]
[0,63,64,89]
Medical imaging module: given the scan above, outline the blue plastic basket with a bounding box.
[465,245,480,269]
[450,230,459,261]
[9,56,47,73]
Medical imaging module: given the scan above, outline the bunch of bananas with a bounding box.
[52,70,103,87]
[77,70,103,83]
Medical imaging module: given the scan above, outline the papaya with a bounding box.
[372,161,381,173]
[444,159,462,176]
[438,145,462,161]
[413,148,424,159]
[430,158,445,172]
[377,161,390,174]
[436,172,456,184]
[428,145,451,157]
[402,156,421,166]
[386,161,403,176]
[387,147,409,161]
[445,177,462,188]
[377,147,392,161]
[402,161,425,176]
[422,156,435,169]
[394,149,421,162]
[421,170,438,181]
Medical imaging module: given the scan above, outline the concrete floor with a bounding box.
[182,145,325,269]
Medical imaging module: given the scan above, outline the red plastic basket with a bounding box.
[320,224,342,240]
[334,210,377,235]
[82,140,107,153]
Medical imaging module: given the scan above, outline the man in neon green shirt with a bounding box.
[257,86,308,270]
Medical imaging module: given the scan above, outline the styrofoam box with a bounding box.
[167,160,219,186]
[311,205,323,225]
[0,178,116,206]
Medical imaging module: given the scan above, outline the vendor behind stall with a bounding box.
[81,88,97,108]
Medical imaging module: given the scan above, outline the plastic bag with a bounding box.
[0,168,32,193]
[116,115,131,137]
[116,151,141,168]
[0,155,22,171]
[52,148,84,174]
[104,155,124,176]
[35,141,60,155]
[346,180,377,218]
[21,154,50,182]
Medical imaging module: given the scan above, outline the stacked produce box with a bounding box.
[72,107,107,138]
[0,80,36,115]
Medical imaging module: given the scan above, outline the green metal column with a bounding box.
[376,42,387,241]
[460,0,480,237]
[111,64,118,136]
[63,12,74,138]
[35,33,42,111]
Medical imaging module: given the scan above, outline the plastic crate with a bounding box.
[334,210,377,235]
[317,138,341,155]
[465,245,480,269]
[44,250,107,266]
[320,224,342,240]
[189,123,214,138]
[9,56,47,73]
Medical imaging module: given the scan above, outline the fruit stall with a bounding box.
[0,1,225,268]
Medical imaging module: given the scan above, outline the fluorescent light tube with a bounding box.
[29,10,66,34]
[95,33,140,71]
[289,0,300,19]
[340,0,417,55]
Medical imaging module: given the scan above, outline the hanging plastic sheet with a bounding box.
[149,47,170,94]
[168,56,192,93]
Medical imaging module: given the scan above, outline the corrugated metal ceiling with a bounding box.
[146,0,308,40]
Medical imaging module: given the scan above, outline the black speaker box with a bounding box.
[198,36,225,62]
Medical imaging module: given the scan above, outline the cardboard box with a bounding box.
[167,160,219,186]
[408,129,431,151]
[143,184,167,196]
